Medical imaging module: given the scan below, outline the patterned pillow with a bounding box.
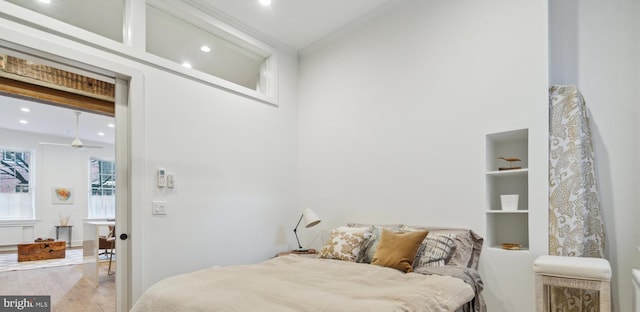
[318,226,372,262]
[413,233,456,269]
[401,225,483,269]
[357,225,403,263]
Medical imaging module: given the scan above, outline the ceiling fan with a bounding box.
[39,111,103,149]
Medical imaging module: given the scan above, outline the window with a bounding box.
[3,0,278,104]
[5,0,125,42]
[146,3,272,93]
[0,149,34,219]
[89,158,115,219]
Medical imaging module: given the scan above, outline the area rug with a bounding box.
[0,248,84,272]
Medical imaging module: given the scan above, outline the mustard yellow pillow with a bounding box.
[371,229,429,273]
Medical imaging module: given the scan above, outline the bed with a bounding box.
[131,224,485,312]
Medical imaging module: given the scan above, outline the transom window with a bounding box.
[0,149,34,219]
[146,4,269,92]
[4,0,278,103]
[5,0,125,42]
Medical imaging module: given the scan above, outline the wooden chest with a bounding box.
[17,241,66,262]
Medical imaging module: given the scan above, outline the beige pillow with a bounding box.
[371,229,428,273]
[318,226,372,262]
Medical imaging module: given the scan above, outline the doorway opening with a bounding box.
[0,47,129,311]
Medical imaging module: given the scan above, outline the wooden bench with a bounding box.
[17,241,66,262]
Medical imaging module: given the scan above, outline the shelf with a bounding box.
[486,129,528,172]
[486,212,529,249]
[486,168,528,176]
[485,128,529,251]
[487,247,530,252]
[486,173,528,211]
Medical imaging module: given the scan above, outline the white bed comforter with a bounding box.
[131,255,474,312]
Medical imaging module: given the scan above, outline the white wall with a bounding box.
[0,128,115,246]
[128,53,298,295]
[549,1,640,311]
[0,4,300,304]
[298,0,548,311]
[140,56,300,282]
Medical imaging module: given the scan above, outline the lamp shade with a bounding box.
[301,208,321,228]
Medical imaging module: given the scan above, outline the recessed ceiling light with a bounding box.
[38,0,51,3]
[259,0,271,6]
[182,62,192,68]
[200,45,211,53]
[19,120,28,124]
[98,132,105,136]
[21,108,30,112]
[107,123,115,128]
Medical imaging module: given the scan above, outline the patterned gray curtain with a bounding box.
[548,85,606,311]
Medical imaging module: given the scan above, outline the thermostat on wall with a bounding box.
[157,168,166,187]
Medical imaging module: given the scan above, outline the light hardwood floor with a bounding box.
[0,262,115,312]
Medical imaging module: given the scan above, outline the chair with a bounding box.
[533,255,611,312]
[98,226,115,256]
[106,229,116,275]
[98,225,116,275]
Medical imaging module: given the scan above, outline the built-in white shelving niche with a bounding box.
[485,129,529,251]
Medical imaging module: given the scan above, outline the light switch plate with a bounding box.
[152,201,167,215]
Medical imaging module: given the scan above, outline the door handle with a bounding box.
[119,233,128,240]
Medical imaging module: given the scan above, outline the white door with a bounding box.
[114,77,131,311]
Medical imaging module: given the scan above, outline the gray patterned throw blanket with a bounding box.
[414,266,486,312]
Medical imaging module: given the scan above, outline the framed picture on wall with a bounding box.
[52,187,74,204]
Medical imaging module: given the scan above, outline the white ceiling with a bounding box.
[0,0,395,141]
[189,0,397,50]
[0,94,115,145]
